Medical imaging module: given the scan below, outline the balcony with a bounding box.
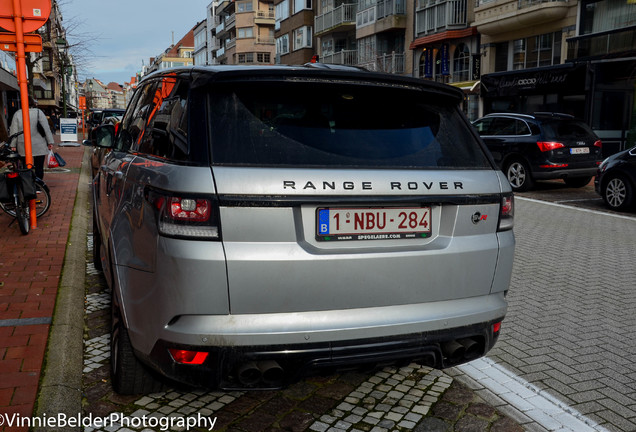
[473,0,569,35]
[416,0,467,35]
[358,52,405,74]
[257,36,275,44]
[216,20,225,35]
[567,26,636,60]
[357,0,406,33]
[315,3,357,35]
[255,11,275,25]
[321,49,357,65]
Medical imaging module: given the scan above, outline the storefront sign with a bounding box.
[472,54,481,81]
[441,44,449,76]
[424,49,433,78]
[481,64,587,97]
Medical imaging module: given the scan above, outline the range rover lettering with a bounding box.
[90,65,515,394]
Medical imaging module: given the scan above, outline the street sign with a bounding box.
[0,32,42,52]
[0,0,51,33]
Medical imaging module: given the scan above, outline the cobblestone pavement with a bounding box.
[82,235,523,432]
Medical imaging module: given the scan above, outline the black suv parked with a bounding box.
[472,113,603,191]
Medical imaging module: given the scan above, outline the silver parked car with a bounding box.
[91,65,515,394]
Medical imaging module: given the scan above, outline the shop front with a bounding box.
[480,60,636,156]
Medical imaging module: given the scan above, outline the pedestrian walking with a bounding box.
[8,99,55,180]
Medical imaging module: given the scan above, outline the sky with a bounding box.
[60,0,211,85]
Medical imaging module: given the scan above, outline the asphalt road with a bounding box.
[79,178,636,432]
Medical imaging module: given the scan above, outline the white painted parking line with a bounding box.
[456,357,610,432]
[516,196,636,221]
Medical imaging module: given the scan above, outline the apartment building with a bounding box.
[194,20,209,65]
[313,0,358,66]
[214,0,276,65]
[476,0,636,153]
[275,0,315,64]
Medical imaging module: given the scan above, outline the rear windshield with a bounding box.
[541,119,597,141]
[207,81,491,169]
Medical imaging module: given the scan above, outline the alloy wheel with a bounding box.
[507,161,528,190]
[605,177,627,208]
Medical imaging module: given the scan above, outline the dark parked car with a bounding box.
[88,108,125,128]
[472,113,603,191]
[595,145,636,211]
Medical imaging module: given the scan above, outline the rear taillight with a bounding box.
[6,172,18,179]
[148,190,220,239]
[497,194,514,232]
[537,141,565,152]
[493,322,502,334]
[168,349,209,365]
[594,140,602,148]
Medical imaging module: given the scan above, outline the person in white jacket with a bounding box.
[9,99,55,180]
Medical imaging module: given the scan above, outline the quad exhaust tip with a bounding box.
[442,337,483,366]
[237,360,284,387]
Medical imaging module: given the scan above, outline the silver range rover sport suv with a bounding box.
[89,65,515,394]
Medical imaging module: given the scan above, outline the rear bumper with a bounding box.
[145,319,503,390]
[532,166,598,180]
[133,293,507,390]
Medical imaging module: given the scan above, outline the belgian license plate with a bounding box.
[570,147,590,154]
[316,207,432,241]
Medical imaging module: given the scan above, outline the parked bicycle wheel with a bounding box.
[0,181,50,218]
[16,184,30,235]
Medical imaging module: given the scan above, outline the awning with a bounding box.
[450,80,480,92]
[410,28,478,50]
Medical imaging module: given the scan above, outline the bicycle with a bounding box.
[0,133,52,234]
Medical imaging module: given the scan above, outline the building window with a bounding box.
[453,43,470,82]
[293,26,312,50]
[238,27,254,38]
[257,52,271,63]
[294,0,312,14]
[277,34,290,55]
[238,53,255,63]
[276,0,290,21]
[237,1,254,12]
[509,31,562,70]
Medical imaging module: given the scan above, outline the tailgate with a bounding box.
[214,167,504,314]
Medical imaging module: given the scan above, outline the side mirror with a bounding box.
[82,127,99,147]
[94,124,116,149]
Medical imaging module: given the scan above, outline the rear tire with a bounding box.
[564,176,592,188]
[34,181,51,217]
[504,159,534,192]
[602,174,633,211]
[16,186,30,235]
[1,182,50,218]
[110,291,163,395]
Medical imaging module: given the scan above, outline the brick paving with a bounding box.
[469,199,636,432]
[0,136,83,432]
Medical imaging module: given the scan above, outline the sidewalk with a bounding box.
[0,133,86,432]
